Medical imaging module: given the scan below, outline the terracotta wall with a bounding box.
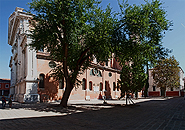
[0,79,10,96]
[148,91,160,97]
[38,74,59,102]
[166,91,179,97]
[0,82,10,90]
[37,59,59,102]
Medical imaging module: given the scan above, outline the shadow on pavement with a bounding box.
[1,97,185,130]
[0,97,174,115]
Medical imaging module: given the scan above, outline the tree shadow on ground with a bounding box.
[0,98,184,130]
[0,97,176,116]
[0,100,140,116]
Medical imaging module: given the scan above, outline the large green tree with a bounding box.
[118,57,147,105]
[114,0,171,98]
[152,56,180,96]
[28,0,117,107]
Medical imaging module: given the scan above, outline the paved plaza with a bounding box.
[0,97,185,130]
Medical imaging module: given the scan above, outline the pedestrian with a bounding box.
[8,95,12,108]
[2,95,6,108]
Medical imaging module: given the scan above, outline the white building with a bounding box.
[8,7,39,102]
[148,67,184,97]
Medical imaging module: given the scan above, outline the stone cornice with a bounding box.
[8,7,33,46]
[90,63,121,73]
[36,52,52,60]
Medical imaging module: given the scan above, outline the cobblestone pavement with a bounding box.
[0,97,185,130]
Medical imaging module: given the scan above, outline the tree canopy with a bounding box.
[152,56,180,90]
[118,58,147,103]
[114,0,171,98]
[114,0,171,66]
[28,0,172,107]
[28,0,118,107]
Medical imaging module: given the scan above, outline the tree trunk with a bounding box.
[60,79,73,108]
[126,93,128,106]
[135,91,138,99]
[144,63,149,97]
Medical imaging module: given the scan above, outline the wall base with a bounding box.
[23,94,40,103]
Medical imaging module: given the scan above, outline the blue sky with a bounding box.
[0,0,185,79]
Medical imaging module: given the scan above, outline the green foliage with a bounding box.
[115,0,171,97]
[27,0,117,107]
[152,56,180,89]
[114,0,171,66]
[28,0,117,82]
[118,59,147,95]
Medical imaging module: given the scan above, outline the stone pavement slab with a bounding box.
[0,108,62,120]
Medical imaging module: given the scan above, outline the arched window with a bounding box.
[100,82,103,91]
[89,81,92,91]
[39,74,45,88]
[153,86,156,91]
[82,78,87,90]
[105,81,108,91]
[113,82,116,91]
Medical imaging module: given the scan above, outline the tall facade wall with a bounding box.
[8,7,39,102]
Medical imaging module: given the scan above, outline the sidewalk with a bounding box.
[0,97,185,130]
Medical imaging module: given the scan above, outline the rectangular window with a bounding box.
[171,87,173,91]
[82,78,86,90]
[5,84,9,88]
[0,84,1,88]
[39,74,45,88]
[89,81,92,91]
[100,83,103,91]
[105,81,107,91]
[153,86,156,91]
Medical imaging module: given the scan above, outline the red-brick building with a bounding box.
[0,79,10,98]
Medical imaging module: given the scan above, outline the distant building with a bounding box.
[148,67,184,97]
[0,79,10,98]
[8,7,125,103]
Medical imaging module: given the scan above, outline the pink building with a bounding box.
[37,51,122,102]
